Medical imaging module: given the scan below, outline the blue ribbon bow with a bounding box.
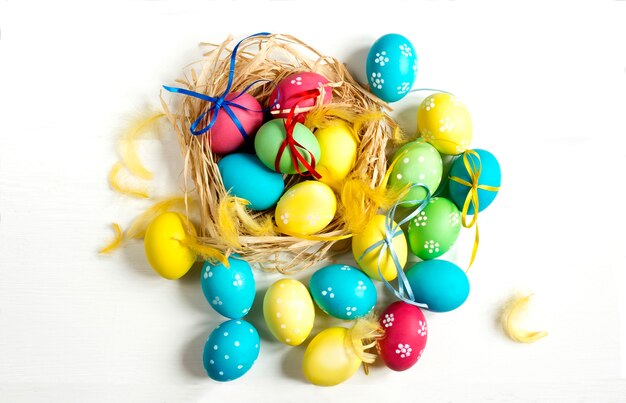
[162,32,274,139]
[358,183,433,309]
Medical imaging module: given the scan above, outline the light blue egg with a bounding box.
[203,319,260,382]
[366,33,417,103]
[218,153,284,210]
[309,264,377,320]
[449,149,501,214]
[406,259,469,312]
[201,256,255,319]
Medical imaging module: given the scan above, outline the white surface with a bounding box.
[1,1,626,402]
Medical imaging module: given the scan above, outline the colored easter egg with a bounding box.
[203,319,260,382]
[378,301,428,371]
[303,327,362,386]
[314,123,357,185]
[309,264,377,320]
[449,149,501,214]
[201,256,255,319]
[352,214,407,282]
[406,260,470,312]
[263,279,315,346]
[366,33,417,103]
[268,72,333,119]
[387,141,443,205]
[275,181,336,235]
[144,212,196,280]
[254,118,321,174]
[407,197,461,260]
[218,153,284,210]
[208,92,264,154]
[417,93,473,155]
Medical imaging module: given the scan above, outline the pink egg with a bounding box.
[208,92,263,154]
[377,301,428,372]
[268,72,333,119]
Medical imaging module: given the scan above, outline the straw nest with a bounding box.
[161,33,401,273]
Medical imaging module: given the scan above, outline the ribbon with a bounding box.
[358,183,432,309]
[448,150,500,270]
[162,32,272,139]
[275,88,323,178]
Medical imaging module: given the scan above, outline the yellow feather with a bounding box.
[118,112,165,180]
[501,294,548,343]
[108,162,149,199]
[99,223,124,254]
[125,197,187,239]
[345,314,384,364]
[179,237,229,267]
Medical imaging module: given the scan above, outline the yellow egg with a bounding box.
[263,279,315,346]
[303,327,362,386]
[144,212,197,280]
[314,123,357,185]
[275,181,337,235]
[352,214,407,281]
[417,93,473,155]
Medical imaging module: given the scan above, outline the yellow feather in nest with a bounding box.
[501,294,548,343]
[217,195,276,249]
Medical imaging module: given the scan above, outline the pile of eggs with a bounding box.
[141,33,502,386]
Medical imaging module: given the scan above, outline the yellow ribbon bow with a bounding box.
[448,150,500,270]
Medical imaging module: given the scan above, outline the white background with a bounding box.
[1,1,626,402]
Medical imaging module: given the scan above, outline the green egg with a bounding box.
[408,197,461,260]
[388,141,443,206]
[254,119,321,174]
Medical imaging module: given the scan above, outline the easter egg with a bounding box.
[309,264,377,320]
[314,123,357,185]
[201,256,255,319]
[303,327,362,386]
[254,119,321,175]
[352,214,407,282]
[268,72,333,119]
[417,93,473,155]
[378,301,428,371]
[208,92,264,154]
[144,212,196,280]
[218,153,284,210]
[203,319,260,382]
[263,279,315,346]
[406,260,470,312]
[275,181,336,235]
[387,141,443,205]
[366,33,417,103]
[449,149,501,214]
[407,197,461,260]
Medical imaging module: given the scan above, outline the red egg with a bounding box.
[268,72,332,119]
[208,92,263,154]
[377,301,428,371]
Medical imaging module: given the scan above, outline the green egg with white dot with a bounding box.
[388,141,443,206]
[408,197,461,260]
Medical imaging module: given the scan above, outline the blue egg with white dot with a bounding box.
[218,153,284,211]
[366,33,417,103]
[201,255,255,319]
[406,259,469,312]
[203,319,260,382]
[449,149,501,214]
[309,264,377,320]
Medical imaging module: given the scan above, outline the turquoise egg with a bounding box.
[448,149,501,214]
[218,153,284,210]
[366,33,417,103]
[201,256,256,319]
[203,319,260,382]
[406,259,469,312]
[309,264,377,320]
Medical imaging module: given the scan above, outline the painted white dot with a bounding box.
[285,338,291,343]
[280,324,286,329]
[224,355,229,360]
[255,344,259,348]
[234,341,240,347]
[209,360,214,365]
[276,312,282,318]
[276,298,283,304]
[213,345,218,350]
[280,283,285,288]
[249,328,253,333]
[396,173,403,180]
[219,371,224,376]
[419,174,425,180]
[418,156,425,162]
[223,332,229,337]
[294,328,300,334]
[403,157,409,164]
[237,365,243,370]
[236,321,241,324]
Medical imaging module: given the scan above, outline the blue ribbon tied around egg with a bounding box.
[162,32,277,139]
[358,183,433,309]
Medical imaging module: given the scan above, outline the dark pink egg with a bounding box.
[268,72,332,119]
[377,301,428,372]
[208,92,263,154]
